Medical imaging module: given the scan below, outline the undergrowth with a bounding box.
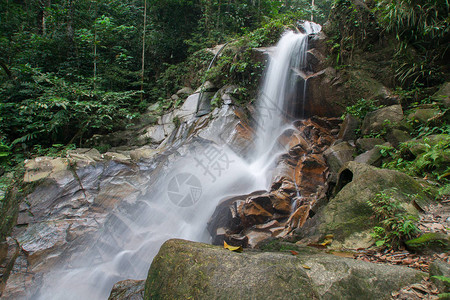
[368,188,420,249]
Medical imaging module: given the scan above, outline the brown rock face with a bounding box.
[207,117,340,248]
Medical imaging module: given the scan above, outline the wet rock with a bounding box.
[338,114,360,141]
[1,254,40,299]
[242,202,273,226]
[269,191,292,213]
[108,279,145,300]
[144,239,426,300]
[0,238,19,295]
[361,105,404,135]
[295,154,328,196]
[271,159,295,189]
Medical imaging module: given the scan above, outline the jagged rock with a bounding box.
[338,114,360,141]
[0,238,19,295]
[144,239,426,300]
[295,154,328,196]
[323,142,355,178]
[361,105,404,135]
[356,138,385,151]
[407,108,441,124]
[108,279,145,300]
[242,201,273,225]
[270,159,295,189]
[2,157,146,298]
[315,162,436,248]
[433,82,450,108]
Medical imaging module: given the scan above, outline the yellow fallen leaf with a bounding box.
[302,264,311,270]
[224,241,243,253]
[320,239,332,246]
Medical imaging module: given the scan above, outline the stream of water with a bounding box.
[35,21,321,300]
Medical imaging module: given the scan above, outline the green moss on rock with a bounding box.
[144,239,426,300]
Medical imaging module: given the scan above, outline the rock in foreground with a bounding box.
[144,239,425,300]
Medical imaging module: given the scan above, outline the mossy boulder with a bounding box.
[318,162,436,247]
[144,239,425,300]
[429,260,450,293]
[361,105,404,135]
[405,232,450,253]
[433,82,450,108]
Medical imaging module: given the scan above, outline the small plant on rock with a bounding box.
[368,188,420,249]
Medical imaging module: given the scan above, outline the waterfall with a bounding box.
[253,21,321,162]
[33,22,321,300]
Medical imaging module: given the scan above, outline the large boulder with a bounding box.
[144,239,425,300]
[361,105,404,135]
[313,162,436,248]
[433,82,450,108]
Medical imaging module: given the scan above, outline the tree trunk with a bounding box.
[39,0,51,35]
[0,61,13,80]
[140,0,147,101]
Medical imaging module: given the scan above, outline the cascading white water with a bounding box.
[34,22,320,300]
[253,22,321,163]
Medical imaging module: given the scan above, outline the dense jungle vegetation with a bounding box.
[0,0,448,175]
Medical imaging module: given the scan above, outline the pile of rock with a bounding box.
[207,116,341,248]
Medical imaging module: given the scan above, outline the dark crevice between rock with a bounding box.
[334,168,353,195]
